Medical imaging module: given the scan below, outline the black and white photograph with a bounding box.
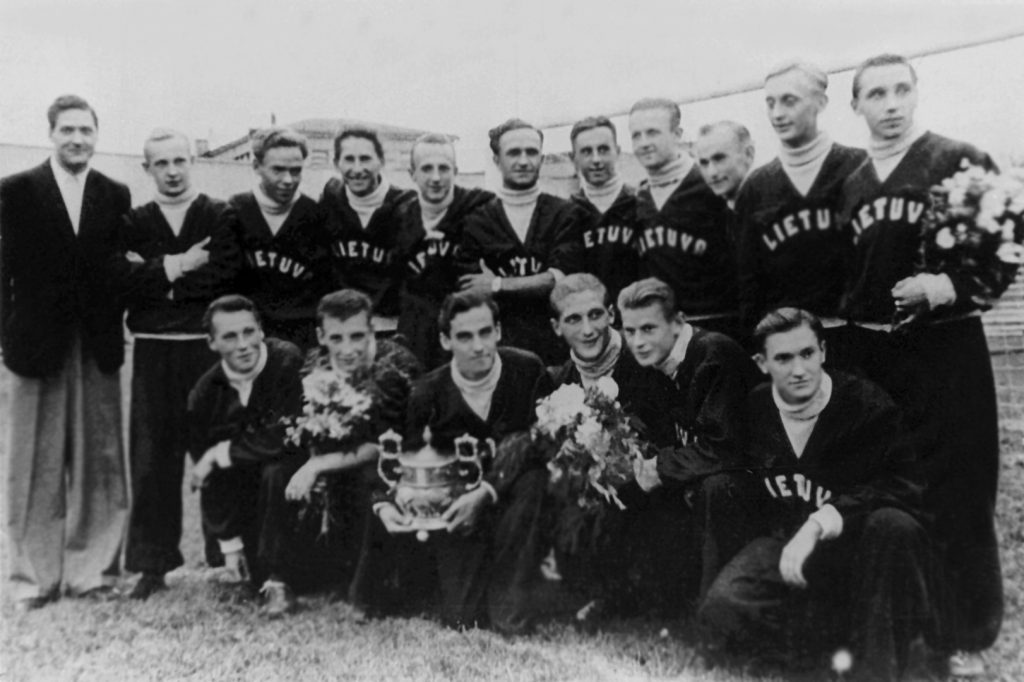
[2,0,1023,680]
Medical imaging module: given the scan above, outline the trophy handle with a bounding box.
[377,429,404,488]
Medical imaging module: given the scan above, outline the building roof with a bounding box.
[201,117,457,158]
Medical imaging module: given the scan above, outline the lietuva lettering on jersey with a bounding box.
[583,224,634,249]
[494,255,545,277]
[245,249,309,279]
[407,239,457,275]
[849,196,926,242]
[762,208,834,252]
[331,239,391,265]
[762,472,834,508]
[637,226,707,256]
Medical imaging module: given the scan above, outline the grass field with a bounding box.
[1,377,1022,681]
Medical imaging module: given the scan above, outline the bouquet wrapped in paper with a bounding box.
[904,160,1024,326]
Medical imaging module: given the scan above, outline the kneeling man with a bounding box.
[365,291,558,633]
[187,295,305,617]
[699,308,929,681]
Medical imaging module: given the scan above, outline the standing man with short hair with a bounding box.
[568,116,640,308]
[1,95,131,610]
[394,133,493,368]
[694,121,755,212]
[628,99,739,339]
[323,127,415,335]
[226,127,332,350]
[840,54,1014,678]
[458,119,584,365]
[120,128,239,599]
[735,61,866,338]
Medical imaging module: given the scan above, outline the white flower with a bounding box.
[595,376,619,401]
[935,228,956,250]
[575,417,603,447]
[996,242,1024,264]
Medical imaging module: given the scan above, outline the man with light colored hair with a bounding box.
[119,128,239,599]
[225,127,333,349]
[735,60,866,336]
[394,133,493,368]
[628,99,739,340]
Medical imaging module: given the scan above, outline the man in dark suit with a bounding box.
[1,95,131,611]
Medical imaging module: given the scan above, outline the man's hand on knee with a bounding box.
[779,519,822,589]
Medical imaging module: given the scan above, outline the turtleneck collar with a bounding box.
[346,175,391,228]
[773,371,833,421]
[647,154,692,187]
[572,329,623,388]
[498,183,541,206]
[868,125,926,161]
[420,185,455,234]
[254,183,300,215]
[581,172,624,215]
[779,131,832,168]
[656,322,693,379]
[450,352,503,421]
[155,185,198,207]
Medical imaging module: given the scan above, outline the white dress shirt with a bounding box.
[50,156,89,235]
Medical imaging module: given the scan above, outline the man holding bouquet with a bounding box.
[839,53,1018,677]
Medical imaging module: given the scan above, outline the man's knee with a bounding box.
[863,507,924,546]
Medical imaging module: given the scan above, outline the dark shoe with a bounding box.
[130,574,166,600]
[14,596,51,614]
[260,580,296,619]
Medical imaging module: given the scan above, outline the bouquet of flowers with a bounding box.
[908,160,1024,324]
[282,368,374,536]
[533,376,644,513]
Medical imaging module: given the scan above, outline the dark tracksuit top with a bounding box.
[119,194,238,335]
[570,185,642,308]
[635,167,738,319]
[320,177,415,319]
[736,143,867,329]
[839,131,1013,325]
[655,327,761,488]
[458,194,585,365]
[393,185,494,368]
[225,192,333,341]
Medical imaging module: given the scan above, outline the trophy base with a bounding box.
[393,517,448,542]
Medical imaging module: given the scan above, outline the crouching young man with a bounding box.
[617,277,759,614]
[698,308,930,681]
[187,295,305,617]
[359,290,560,633]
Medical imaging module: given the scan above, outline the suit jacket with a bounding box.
[0,160,131,376]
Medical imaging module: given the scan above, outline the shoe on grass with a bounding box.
[14,595,51,614]
[130,573,166,600]
[78,584,122,601]
[260,580,295,619]
[948,650,985,677]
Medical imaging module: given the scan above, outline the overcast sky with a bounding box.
[2,0,1023,170]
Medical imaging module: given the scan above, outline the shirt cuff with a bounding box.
[548,268,566,283]
[218,536,244,554]
[479,481,499,504]
[206,440,233,469]
[373,501,398,516]
[809,504,844,540]
[163,254,184,282]
[918,273,957,309]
